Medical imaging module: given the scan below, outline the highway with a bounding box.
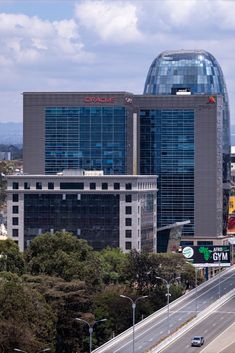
[160,296,235,353]
[93,266,235,353]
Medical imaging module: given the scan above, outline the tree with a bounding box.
[99,247,128,284]
[0,273,56,353]
[24,232,103,287]
[23,274,94,353]
[0,239,25,275]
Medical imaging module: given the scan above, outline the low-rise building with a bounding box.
[7,172,157,252]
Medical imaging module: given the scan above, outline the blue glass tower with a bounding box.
[144,50,230,234]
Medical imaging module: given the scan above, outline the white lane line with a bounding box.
[112,273,235,353]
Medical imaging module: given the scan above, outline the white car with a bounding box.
[191,336,204,347]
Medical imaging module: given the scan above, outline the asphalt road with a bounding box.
[161,296,235,353]
[93,266,235,353]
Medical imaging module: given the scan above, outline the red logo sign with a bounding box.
[84,96,115,103]
[208,96,216,104]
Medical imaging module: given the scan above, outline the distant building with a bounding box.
[0,223,7,240]
[7,172,157,252]
[0,152,11,161]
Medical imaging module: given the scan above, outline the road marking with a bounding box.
[212,323,216,326]
[109,271,235,353]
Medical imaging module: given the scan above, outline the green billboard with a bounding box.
[182,245,231,267]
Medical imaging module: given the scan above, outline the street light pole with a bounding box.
[75,317,107,353]
[156,276,180,335]
[195,267,198,314]
[219,258,221,298]
[120,294,148,353]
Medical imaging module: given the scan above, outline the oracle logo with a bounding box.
[84,96,115,103]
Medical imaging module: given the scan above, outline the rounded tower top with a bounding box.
[143,49,227,97]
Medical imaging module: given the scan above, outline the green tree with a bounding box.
[23,274,94,353]
[24,232,103,287]
[0,239,25,275]
[99,247,128,284]
[0,273,56,353]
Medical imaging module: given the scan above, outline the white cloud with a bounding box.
[75,0,142,43]
[0,13,88,65]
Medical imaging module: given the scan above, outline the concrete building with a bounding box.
[7,172,157,252]
[23,92,224,242]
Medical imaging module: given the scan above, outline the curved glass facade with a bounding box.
[144,50,230,234]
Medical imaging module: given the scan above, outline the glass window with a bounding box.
[125,206,132,215]
[12,217,18,226]
[102,183,108,190]
[125,229,132,238]
[24,182,30,190]
[197,241,213,245]
[125,183,132,190]
[36,182,42,190]
[12,182,18,190]
[125,218,132,226]
[12,229,18,237]
[90,183,96,190]
[45,106,127,175]
[125,195,132,203]
[48,182,54,190]
[125,241,132,250]
[60,183,84,190]
[12,206,18,214]
[12,194,19,202]
[114,183,120,190]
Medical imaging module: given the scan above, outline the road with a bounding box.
[93,266,235,353]
[160,296,235,353]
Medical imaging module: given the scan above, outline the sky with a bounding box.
[0,0,235,123]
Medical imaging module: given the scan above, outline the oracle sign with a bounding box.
[84,96,115,103]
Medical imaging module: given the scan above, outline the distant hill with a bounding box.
[0,122,22,146]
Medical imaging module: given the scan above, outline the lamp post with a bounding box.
[75,317,107,353]
[120,294,148,353]
[14,349,50,353]
[218,258,221,298]
[156,276,180,335]
[195,268,198,314]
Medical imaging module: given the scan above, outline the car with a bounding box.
[191,336,204,347]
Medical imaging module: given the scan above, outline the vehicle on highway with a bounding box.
[191,336,204,347]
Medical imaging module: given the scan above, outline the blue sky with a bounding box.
[0,0,235,123]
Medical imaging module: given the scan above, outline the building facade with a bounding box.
[143,50,230,234]
[23,92,137,176]
[7,172,157,252]
[23,92,224,241]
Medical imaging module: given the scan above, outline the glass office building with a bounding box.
[45,106,127,175]
[144,50,230,234]
[140,109,194,235]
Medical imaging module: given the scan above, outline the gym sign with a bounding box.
[182,245,231,268]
